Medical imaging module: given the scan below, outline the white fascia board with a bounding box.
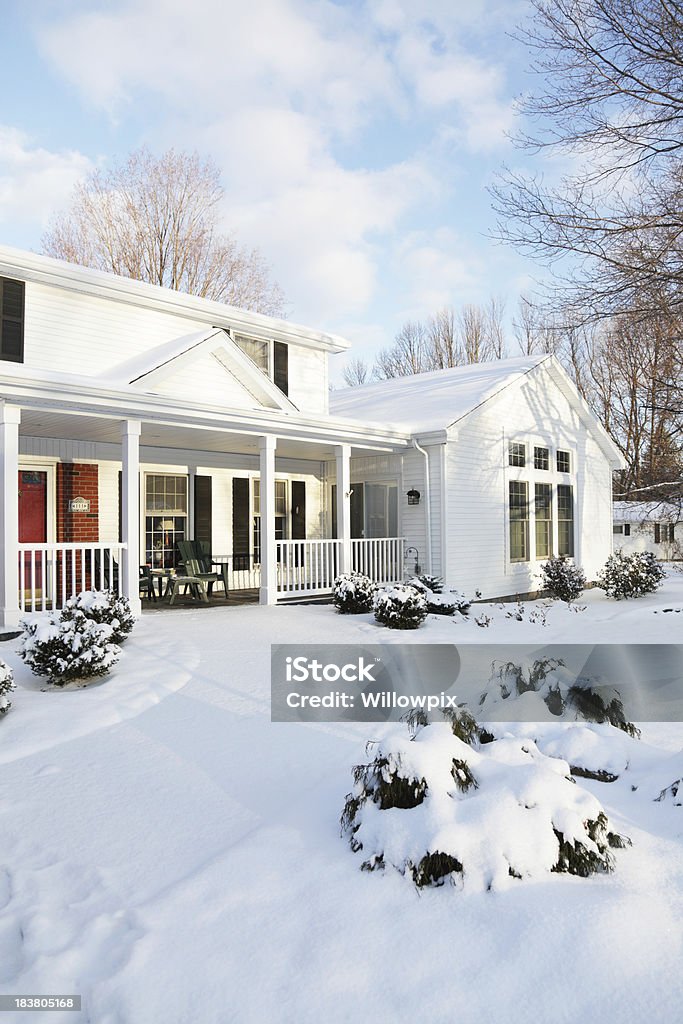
[0,244,350,354]
[413,429,448,446]
[0,373,410,451]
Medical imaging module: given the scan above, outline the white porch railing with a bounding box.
[276,539,342,597]
[352,537,404,585]
[18,542,127,614]
[274,537,405,598]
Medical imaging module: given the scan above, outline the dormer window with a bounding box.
[233,333,289,396]
[234,334,269,374]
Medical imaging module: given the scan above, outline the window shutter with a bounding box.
[118,471,122,543]
[654,523,661,544]
[194,476,212,551]
[274,341,288,396]
[0,277,25,362]
[291,481,306,539]
[232,477,250,567]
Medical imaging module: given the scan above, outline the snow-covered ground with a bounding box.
[1,572,683,1022]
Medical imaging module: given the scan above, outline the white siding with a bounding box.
[22,280,330,415]
[445,371,615,598]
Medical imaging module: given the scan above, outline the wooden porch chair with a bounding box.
[177,540,228,598]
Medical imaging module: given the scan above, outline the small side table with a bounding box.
[168,575,209,605]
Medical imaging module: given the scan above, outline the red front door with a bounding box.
[18,470,48,591]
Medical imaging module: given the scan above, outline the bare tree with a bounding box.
[42,147,285,316]
[373,320,432,379]
[341,357,371,387]
[492,0,683,323]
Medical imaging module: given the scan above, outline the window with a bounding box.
[145,475,187,568]
[508,442,526,467]
[535,483,553,558]
[0,277,25,362]
[234,334,289,396]
[613,524,624,535]
[534,446,549,470]
[655,523,675,543]
[557,484,574,556]
[613,523,630,536]
[234,334,270,374]
[556,450,571,473]
[509,481,529,562]
[253,478,287,563]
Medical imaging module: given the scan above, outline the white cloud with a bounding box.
[393,227,484,315]
[30,0,518,321]
[0,127,92,235]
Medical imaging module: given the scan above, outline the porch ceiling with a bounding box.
[17,408,395,462]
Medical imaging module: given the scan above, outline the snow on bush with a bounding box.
[540,557,586,603]
[19,611,120,686]
[61,590,135,644]
[408,578,471,616]
[373,584,427,630]
[0,658,15,716]
[597,551,666,599]
[478,657,640,736]
[341,716,628,889]
[415,574,444,594]
[332,572,376,614]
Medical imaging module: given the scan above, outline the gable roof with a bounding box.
[105,327,298,412]
[330,354,625,466]
[330,355,548,432]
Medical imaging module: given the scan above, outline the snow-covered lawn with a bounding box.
[1,573,683,1022]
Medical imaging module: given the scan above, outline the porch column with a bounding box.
[259,435,277,606]
[335,444,351,574]
[0,404,21,629]
[121,419,142,617]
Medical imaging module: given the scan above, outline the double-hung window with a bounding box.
[535,483,553,558]
[253,479,287,563]
[145,475,187,568]
[509,481,529,561]
[557,484,574,556]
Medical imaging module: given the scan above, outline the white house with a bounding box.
[613,501,682,560]
[0,245,624,627]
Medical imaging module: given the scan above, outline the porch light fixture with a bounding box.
[406,488,421,506]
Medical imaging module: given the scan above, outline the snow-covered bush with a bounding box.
[597,551,666,599]
[341,717,628,889]
[373,584,427,630]
[0,659,15,716]
[478,657,640,737]
[540,558,586,603]
[416,574,444,594]
[19,612,120,686]
[408,577,471,616]
[61,590,135,644]
[332,572,376,614]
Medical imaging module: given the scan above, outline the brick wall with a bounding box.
[57,463,99,543]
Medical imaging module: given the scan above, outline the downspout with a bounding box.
[412,438,432,574]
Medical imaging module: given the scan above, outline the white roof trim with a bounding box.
[0,244,350,354]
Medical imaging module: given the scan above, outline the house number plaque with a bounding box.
[69,496,91,513]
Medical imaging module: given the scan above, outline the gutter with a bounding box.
[412,438,432,574]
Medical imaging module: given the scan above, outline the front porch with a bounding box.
[1,396,412,626]
[15,535,406,614]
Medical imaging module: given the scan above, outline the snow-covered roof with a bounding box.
[330,355,550,433]
[613,501,681,523]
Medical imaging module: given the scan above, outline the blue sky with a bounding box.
[0,0,545,377]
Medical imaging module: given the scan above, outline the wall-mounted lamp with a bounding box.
[406,488,421,506]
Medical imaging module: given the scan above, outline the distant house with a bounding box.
[0,245,624,627]
[613,501,682,561]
